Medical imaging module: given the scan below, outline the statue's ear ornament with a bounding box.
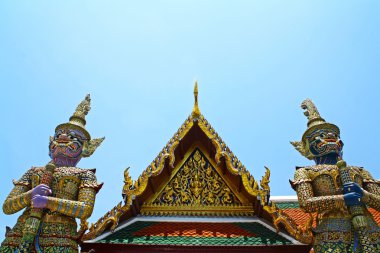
[290,141,306,157]
[82,137,105,158]
[290,140,314,160]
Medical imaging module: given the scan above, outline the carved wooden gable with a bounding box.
[141,148,254,216]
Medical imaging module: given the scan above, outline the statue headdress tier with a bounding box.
[291,98,342,162]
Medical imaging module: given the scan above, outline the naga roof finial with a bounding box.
[192,80,201,118]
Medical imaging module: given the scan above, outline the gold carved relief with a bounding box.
[151,149,241,206]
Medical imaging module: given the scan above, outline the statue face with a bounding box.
[49,128,87,166]
[306,128,343,158]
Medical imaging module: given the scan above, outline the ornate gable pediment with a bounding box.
[153,148,241,206]
[84,83,314,245]
[141,148,254,216]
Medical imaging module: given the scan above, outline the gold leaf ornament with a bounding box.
[82,137,105,158]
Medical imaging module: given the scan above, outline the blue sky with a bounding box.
[1,1,379,242]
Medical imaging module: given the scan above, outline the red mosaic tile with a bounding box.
[283,208,380,227]
[369,208,380,225]
[133,222,256,238]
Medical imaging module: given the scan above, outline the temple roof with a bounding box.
[81,83,321,247]
[83,84,272,239]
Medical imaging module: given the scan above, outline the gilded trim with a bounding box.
[141,204,254,216]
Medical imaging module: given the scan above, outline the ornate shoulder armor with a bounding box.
[80,169,103,193]
[358,167,379,185]
[290,167,312,190]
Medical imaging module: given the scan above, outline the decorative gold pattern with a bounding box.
[153,149,241,206]
[141,204,254,216]
[82,137,105,158]
[137,149,253,217]
[72,94,91,119]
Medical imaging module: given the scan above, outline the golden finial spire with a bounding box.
[192,81,201,118]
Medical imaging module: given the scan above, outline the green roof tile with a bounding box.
[97,221,292,246]
[275,202,300,209]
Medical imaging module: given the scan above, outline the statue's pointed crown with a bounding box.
[55,94,92,139]
[301,98,326,128]
[291,98,340,159]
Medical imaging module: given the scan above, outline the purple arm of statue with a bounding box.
[32,184,52,197]
[3,170,53,214]
[31,184,52,209]
[31,195,49,209]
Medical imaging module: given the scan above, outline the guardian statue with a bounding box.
[291,99,380,252]
[1,94,104,253]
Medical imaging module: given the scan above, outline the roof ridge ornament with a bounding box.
[191,81,201,118]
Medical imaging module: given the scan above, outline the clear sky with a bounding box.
[1,1,379,242]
